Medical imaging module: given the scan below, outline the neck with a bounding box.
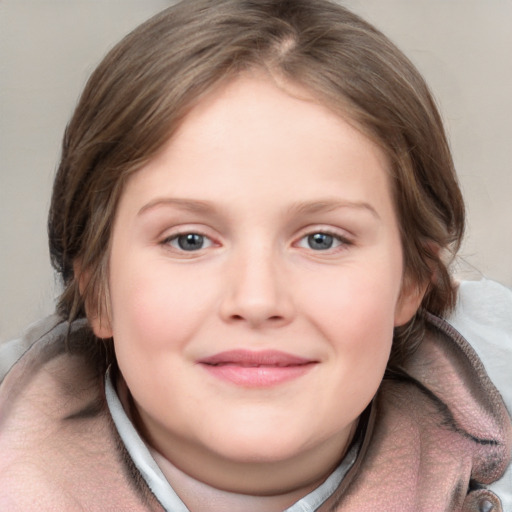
[150,447,323,512]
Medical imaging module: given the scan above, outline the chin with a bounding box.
[223,442,300,463]
[205,423,319,464]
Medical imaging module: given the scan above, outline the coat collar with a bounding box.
[321,314,512,511]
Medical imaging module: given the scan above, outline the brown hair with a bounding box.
[48,0,465,367]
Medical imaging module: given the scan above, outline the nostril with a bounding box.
[226,312,287,327]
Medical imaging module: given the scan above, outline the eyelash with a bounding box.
[161,231,215,252]
[159,227,353,255]
[294,230,352,253]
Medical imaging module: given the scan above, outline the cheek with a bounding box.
[299,263,400,385]
[303,264,401,335]
[329,286,395,373]
[108,257,216,352]
[308,273,397,415]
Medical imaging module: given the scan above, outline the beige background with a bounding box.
[1,0,511,343]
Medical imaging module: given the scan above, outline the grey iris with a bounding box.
[178,233,204,251]
[308,233,334,250]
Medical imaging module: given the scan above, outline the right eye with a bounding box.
[164,233,214,251]
[295,231,349,252]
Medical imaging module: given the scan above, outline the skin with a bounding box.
[90,75,424,511]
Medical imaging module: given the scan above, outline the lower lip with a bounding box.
[200,363,315,387]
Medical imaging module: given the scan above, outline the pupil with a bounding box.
[308,233,333,250]
[178,233,204,251]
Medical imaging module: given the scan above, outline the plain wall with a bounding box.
[1,0,511,343]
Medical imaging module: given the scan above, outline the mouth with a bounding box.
[197,350,318,387]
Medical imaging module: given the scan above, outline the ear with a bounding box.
[73,259,113,339]
[394,277,428,327]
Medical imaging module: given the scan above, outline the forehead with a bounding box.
[118,74,394,219]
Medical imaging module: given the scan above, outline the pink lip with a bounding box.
[198,350,318,387]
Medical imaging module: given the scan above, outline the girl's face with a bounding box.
[92,75,422,493]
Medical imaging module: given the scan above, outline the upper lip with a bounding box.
[198,350,317,367]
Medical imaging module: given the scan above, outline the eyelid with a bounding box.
[166,233,214,250]
[292,225,354,252]
[294,225,354,242]
[159,225,221,252]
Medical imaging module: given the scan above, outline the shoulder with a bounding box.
[445,278,512,509]
[446,278,512,409]
[0,319,161,510]
[0,315,62,381]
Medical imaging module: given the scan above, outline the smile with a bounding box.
[197,350,318,387]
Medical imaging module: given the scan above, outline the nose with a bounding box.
[219,247,295,328]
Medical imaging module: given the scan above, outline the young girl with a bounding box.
[1,0,510,510]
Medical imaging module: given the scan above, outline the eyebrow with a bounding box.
[138,197,380,220]
[138,198,216,216]
[287,199,381,220]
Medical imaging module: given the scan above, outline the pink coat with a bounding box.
[0,314,510,511]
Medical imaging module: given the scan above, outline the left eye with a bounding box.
[297,232,344,251]
[167,233,214,251]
